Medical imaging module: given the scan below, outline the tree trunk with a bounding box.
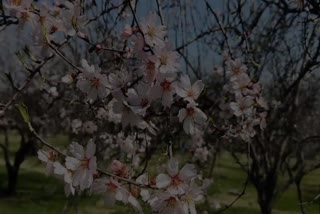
[253,173,277,214]
[257,187,273,214]
[6,166,18,196]
[4,139,34,196]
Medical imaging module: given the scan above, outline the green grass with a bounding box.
[1,136,320,213]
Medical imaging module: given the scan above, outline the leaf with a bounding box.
[15,51,28,69]
[15,103,30,123]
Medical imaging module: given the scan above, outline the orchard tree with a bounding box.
[1,0,320,214]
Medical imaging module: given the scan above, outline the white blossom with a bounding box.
[77,59,110,101]
[176,75,204,104]
[156,158,197,194]
[38,150,58,176]
[65,141,97,190]
[178,103,207,135]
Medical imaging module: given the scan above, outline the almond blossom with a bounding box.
[77,59,110,101]
[139,55,158,82]
[53,162,75,196]
[108,69,132,91]
[229,95,254,117]
[112,98,142,128]
[178,103,207,135]
[91,177,142,212]
[92,177,129,206]
[181,183,204,214]
[121,24,137,40]
[5,0,35,27]
[38,150,58,176]
[60,0,86,37]
[227,58,248,81]
[176,75,204,104]
[151,74,177,108]
[65,141,97,190]
[126,83,154,116]
[140,13,166,47]
[154,44,180,74]
[151,192,185,214]
[156,158,197,194]
[110,160,129,178]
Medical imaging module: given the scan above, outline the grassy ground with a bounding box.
[208,152,320,213]
[0,134,320,213]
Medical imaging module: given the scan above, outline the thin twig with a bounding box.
[215,177,249,214]
[48,44,82,73]
[204,0,233,58]
[155,0,164,25]
[0,55,54,117]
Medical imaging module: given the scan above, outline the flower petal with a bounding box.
[156,173,172,188]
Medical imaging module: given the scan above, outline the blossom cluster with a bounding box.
[220,59,268,141]
[73,11,207,135]
[4,1,268,213]
[38,140,97,196]
[5,0,212,212]
[38,142,211,213]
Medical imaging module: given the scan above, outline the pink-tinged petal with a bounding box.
[85,140,96,159]
[111,160,123,172]
[194,108,207,124]
[86,171,94,189]
[97,86,109,99]
[156,173,172,188]
[116,187,129,203]
[179,164,197,182]
[183,116,194,135]
[189,201,197,214]
[230,102,241,117]
[175,86,188,98]
[87,88,98,101]
[81,59,95,73]
[70,142,85,159]
[178,108,187,122]
[175,204,186,214]
[168,184,185,195]
[89,156,97,172]
[80,170,90,190]
[162,91,173,107]
[128,194,142,212]
[46,161,54,176]
[136,173,149,185]
[191,80,204,100]
[72,169,84,186]
[76,79,90,92]
[101,76,111,88]
[64,171,72,184]
[150,85,163,99]
[180,75,191,89]
[53,162,66,175]
[167,158,179,177]
[37,150,48,162]
[65,157,81,170]
[140,189,151,201]
[182,202,189,214]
